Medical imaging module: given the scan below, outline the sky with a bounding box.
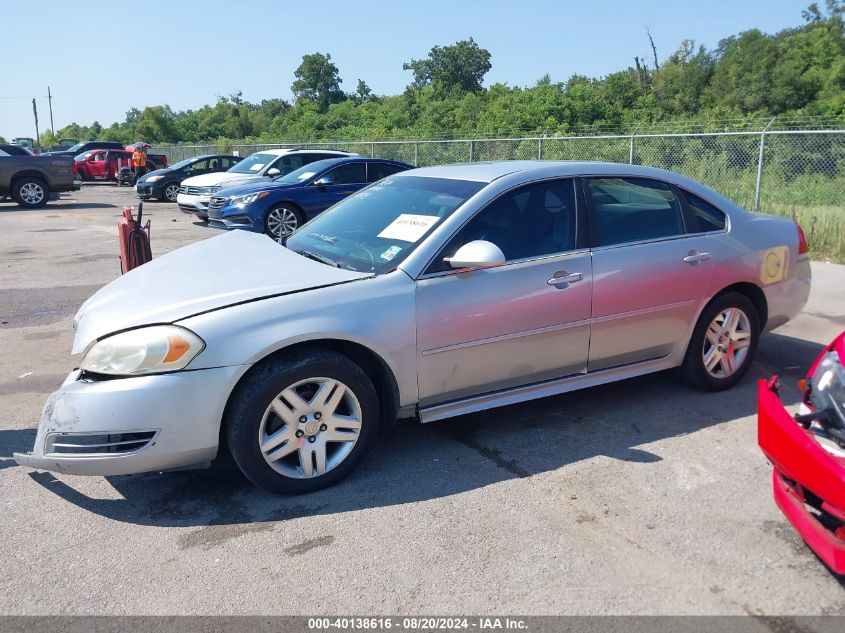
[0,0,813,140]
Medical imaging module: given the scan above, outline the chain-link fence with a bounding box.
[156,129,845,259]
[155,130,845,208]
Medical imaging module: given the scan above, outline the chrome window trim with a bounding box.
[416,248,591,281]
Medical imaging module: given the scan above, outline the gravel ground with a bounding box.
[0,184,843,615]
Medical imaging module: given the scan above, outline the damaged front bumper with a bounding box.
[14,366,242,476]
[758,378,845,574]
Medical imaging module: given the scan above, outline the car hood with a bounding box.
[216,179,302,198]
[137,168,171,183]
[71,230,372,354]
[180,172,262,187]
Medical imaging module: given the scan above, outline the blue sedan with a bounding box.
[207,157,413,239]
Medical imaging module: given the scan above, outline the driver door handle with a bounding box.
[547,272,582,286]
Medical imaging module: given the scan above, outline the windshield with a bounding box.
[273,159,339,184]
[227,152,275,174]
[66,142,87,153]
[169,157,199,170]
[285,175,485,274]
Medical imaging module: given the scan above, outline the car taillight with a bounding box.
[72,162,78,174]
[795,220,809,255]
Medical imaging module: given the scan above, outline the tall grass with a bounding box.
[762,203,845,263]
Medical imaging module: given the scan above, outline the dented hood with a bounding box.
[72,231,372,354]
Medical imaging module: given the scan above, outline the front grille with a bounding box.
[179,185,209,196]
[209,196,227,211]
[46,431,156,455]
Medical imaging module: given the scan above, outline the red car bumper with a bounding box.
[758,379,845,574]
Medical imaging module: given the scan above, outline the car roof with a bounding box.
[253,148,355,157]
[401,160,701,184]
[310,156,409,164]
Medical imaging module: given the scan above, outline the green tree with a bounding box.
[652,40,715,115]
[403,38,492,93]
[291,52,345,112]
[352,79,374,105]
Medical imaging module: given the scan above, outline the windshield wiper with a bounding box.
[294,249,340,267]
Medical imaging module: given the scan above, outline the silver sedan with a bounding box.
[15,161,812,493]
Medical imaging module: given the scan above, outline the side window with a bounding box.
[189,159,209,173]
[586,177,685,247]
[222,157,239,170]
[367,162,406,183]
[429,179,577,273]
[92,152,106,162]
[276,155,305,174]
[325,163,367,185]
[683,191,727,232]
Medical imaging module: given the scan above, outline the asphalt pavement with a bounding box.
[0,184,843,615]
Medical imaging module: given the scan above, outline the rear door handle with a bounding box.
[547,272,582,286]
[683,251,711,265]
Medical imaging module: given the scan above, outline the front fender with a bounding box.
[177,271,418,405]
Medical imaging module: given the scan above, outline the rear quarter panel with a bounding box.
[705,210,811,331]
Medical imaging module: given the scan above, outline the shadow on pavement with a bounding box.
[3,332,826,529]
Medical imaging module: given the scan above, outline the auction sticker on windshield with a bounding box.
[377,214,439,242]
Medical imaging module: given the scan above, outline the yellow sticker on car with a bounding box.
[760,246,789,285]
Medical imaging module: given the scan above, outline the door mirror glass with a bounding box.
[314,175,334,187]
[444,240,506,270]
[266,167,281,177]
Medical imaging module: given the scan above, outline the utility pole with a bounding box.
[47,86,55,135]
[32,98,40,146]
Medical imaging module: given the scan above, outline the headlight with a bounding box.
[233,191,270,205]
[810,351,845,428]
[80,325,205,376]
[146,175,164,183]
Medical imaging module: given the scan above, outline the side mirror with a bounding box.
[313,176,334,187]
[267,168,281,177]
[444,240,506,270]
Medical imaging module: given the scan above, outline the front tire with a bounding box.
[680,291,760,391]
[265,204,303,240]
[12,177,49,208]
[161,182,180,202]
[225,349,379,494]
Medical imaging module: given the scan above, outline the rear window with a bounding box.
[586,177,685,246]
[367,162,408,182]
[684,191,727,232]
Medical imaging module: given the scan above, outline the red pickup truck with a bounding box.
[75,148,168,182]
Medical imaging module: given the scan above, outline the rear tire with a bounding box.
[11,177,49,208]
[680,291,760,391]
[225,349,379,494]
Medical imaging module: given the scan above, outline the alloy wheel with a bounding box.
[165,184,179,202]
[20,182,45,205]
[702,307,752,378]
[258,377,362,479]
[267,207,299,239]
